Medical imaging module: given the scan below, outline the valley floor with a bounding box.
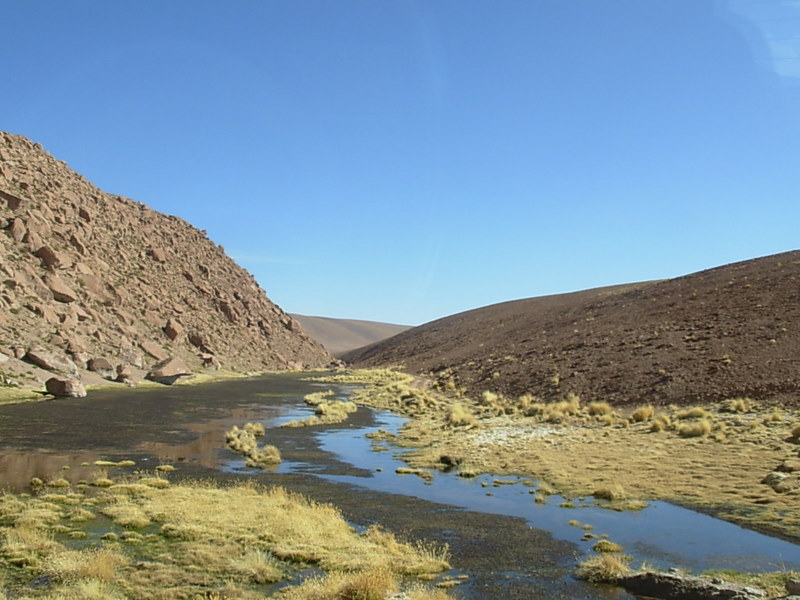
[324,369,800,543]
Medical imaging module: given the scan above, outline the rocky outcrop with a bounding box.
[0,132,332,392]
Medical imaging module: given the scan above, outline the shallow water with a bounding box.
[0,373,797,598]
[312,409,800,573]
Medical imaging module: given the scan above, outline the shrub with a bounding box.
[575,553,632,582]
[677,407,711,420]
[588,402,613,416]
[593,485,626,501]
[593,539,624,553]
[722,397,753,413]
[650,412,671,432]
[678,418,713,438]
[447,403,479,427]
[630,405,654,422]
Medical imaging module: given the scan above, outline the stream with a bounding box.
[0,372,798,599]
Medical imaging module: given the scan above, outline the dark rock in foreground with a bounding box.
[45,377,86,398]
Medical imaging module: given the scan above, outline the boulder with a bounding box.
[42,274,78,303]
[163,319,183,341]
[116,364,134,384]
[140,340,168,361]
[618,571,766,600]
[45,377,87,398]
[24,347,79,377]
[0,188,26,210]
[200,353,220,370]
[146,356,191,385]
[149,247,166,263]
[34,246,71,270]
[8,218,27,242]
[87,357,114,376]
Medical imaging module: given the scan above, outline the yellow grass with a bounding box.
[587,402,613,416]
[0,478,451,599]
[678,418,713,438]
[575,553,632,582]
[630,405,654,422]
[225,423,282,467]
[447,402,480,427]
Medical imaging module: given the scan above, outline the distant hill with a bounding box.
[0,132,332,391]
[291,314,410,356]
[342,251,800,406]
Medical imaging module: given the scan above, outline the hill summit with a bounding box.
[343,251,800,406]
[0,132,332,391]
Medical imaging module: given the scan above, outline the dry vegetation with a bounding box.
[0,473,452,599]
[282,390,359,428]
[314,369,800,543]
[224,422,282,468]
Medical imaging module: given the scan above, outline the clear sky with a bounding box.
[2,1,799,326]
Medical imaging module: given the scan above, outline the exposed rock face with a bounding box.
[45,377,87,398]
[0,132,332,390]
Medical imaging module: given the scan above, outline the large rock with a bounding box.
[140,340,168,361]
[87,357,114,376]
[45,377,87,398]
[34,246,71,270]
[619,571,766,600]
[24,347,78,376]
[163,319,183,341]
[42,274,78,303]
[146,356,191,385]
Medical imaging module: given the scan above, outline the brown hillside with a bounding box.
[343,251,800,406]
[0,132,332,391]
[291,314,411,356]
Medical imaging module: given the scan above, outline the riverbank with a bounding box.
[0,473,452,600]
[315,369,800,543]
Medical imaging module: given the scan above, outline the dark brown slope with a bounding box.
[0,132,332,389]
[290,314,411,356]
[343,251,800,406]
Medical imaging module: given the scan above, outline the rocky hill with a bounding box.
[291,314,410,356]
[0,132,332,393]
[343,251,800,406]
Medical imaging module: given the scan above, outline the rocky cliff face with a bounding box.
[0,132,332,391]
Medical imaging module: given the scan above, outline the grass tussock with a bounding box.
[587,402,613,416]
[678,418,713,438]
[650,412,671,432]
[225,423,281,467]
[283,400,358,428]
[575,553,632,583]
[677,406,712,420]
[447,402,480,428]
[593,484,627,501]
[630,405,654,423]
[722,397,754,413]
[0,479,450,599]
[592,539,625,554]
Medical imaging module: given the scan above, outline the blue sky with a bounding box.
[2,1,799,326]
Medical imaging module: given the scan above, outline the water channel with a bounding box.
[0,373,798,599]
